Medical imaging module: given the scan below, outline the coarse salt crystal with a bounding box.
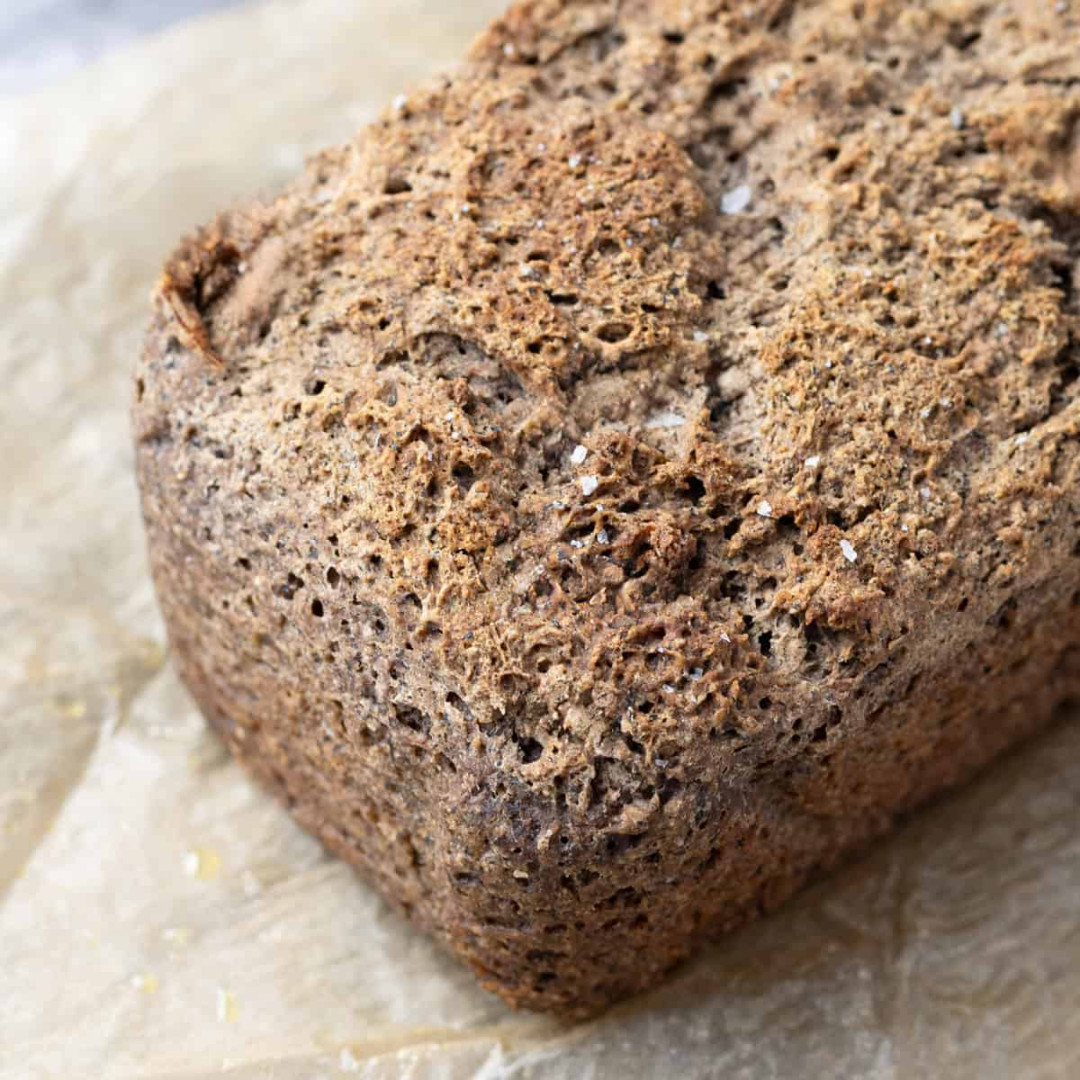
[570,539,585,549]
[901,524,910,532]
[646,410,685,429]
[949,106,965,130]
[570,444,588,464]
[805,455,821,469]
[445,410,455,422]
[757,500,773,518]
[662,684,676,694]
[920,406,933,419]
[1015,432,1029,444]
[840,538,858,563]
[920,486,931,500]
[580,475,599,496]
[693,330,710,343]
[721,184,752,215]
[689,668,704,680]
[503,42,516,56]
[392,94,408,111]
[568,154,583,169]
[720,632,732,643]
[596,529,610,545]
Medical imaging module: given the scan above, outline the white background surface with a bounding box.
[0,0,242,96]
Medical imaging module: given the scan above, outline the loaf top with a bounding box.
[144,0,1079,802]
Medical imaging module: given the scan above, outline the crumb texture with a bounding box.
[134,0,1080,1017]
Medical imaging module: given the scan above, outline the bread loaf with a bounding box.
[134,0,1080,1018]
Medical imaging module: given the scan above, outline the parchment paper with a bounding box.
[2,2,1079,1077]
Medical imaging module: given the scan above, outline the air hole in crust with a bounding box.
[517,737,543,763]
[596,322,633,344]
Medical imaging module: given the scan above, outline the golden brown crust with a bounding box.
[134,0,1080,1017]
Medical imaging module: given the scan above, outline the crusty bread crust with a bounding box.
[134,0,1080,1017]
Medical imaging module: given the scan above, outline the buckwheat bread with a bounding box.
[133,0,1080,1018]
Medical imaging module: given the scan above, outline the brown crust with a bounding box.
[133,0,1080,1018]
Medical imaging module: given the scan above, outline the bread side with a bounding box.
[134,0,1080,1017]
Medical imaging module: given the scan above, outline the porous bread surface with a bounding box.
[134,0,1080,1017]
